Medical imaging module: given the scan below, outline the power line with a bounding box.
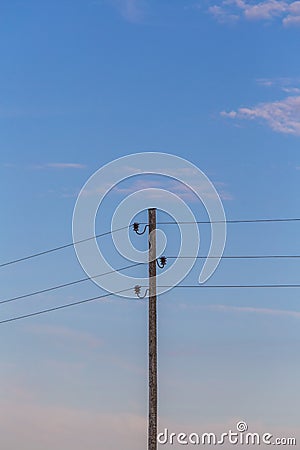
[1,283,300,326]
[156,218,300,225]
[167,255,300,259]
[0,263,143,306]
[1,254,299,306]
[0,225,129,269]
[1,217,299,270]
[161,284,300,289]
[0,288,132,325]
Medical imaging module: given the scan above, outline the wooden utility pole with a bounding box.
[148,208,157,450]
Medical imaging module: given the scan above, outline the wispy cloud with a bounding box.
[208,1,300,26]
[110,0,146,23]
[31,162,87,170]
[46,163,87,169]
[208,304,300,319]
[222,77,300,135]
[221,95,300,135]
[208,4,239,22]
[114,178,233,201]
[179,302,300,319]
[256,77,300,91]
[3,162,86,170]
[2,163,17,168]
[79,173,233,202]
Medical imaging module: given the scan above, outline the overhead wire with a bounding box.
[166,255,300,259]
[0,217,299,269]
[156,218,300,225]
[1,253,299,307]
[0,225,129,269]
[0,288,132,325]
[161,284,300,289]
[0,262,143,306]
[1,283,300,326]
[0,216,299,324]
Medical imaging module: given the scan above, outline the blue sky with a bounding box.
[0,1,300,448]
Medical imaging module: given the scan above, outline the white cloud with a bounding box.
[208,5,239,22]
[221,95,300,135]
[208,0,300,26]
[243,0,287,20]
[283,11,300,23]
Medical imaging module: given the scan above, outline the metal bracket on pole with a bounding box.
[156,256,167,269]
[134,285,149,299]
[133,222,149,235]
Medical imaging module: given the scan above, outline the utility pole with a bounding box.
[148,208,157,450]
[134,209,166,449]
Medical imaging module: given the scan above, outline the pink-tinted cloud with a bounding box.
[0,395,146,450]
[27,324,103,349]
